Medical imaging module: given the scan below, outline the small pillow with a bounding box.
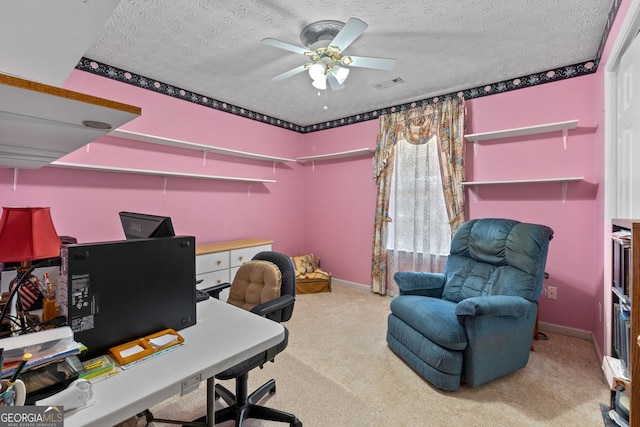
[292,255,314,275]
[227,260,282,311]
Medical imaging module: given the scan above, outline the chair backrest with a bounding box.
[227,259,283,311]
[226,251,296,323]
[442,218,554,303]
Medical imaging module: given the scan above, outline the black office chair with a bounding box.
[211,251,301,426]
[142,251,302,427]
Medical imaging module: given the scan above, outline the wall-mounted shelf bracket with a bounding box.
[472,184,479,203]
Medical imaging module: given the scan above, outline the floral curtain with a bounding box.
[371,97,466,295]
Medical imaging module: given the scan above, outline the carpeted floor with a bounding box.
[140,284,610,427]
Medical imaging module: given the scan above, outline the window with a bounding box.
[386,137,450,284]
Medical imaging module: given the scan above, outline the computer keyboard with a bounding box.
[196,288,210,302]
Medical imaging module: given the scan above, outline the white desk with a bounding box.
[64,297,285,427]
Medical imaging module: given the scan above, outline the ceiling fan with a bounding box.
[262,17,396,91]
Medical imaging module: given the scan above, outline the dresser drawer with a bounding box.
[230,244,272,267]
[196,269,230,288]
[196,251,230,274]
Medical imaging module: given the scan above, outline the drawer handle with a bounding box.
[238,256,243,261]
[217,279,222,284]
[216,260,222,265]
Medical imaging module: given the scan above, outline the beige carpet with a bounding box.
[141,284,610,427]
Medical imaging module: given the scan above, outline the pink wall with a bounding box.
[300,122,379,285]
[465,76,599,333]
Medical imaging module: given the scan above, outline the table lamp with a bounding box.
[0,207,61,334]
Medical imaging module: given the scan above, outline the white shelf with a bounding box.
[296,148,374,162]
[108,129,296,163]
[49,161,276,184]
[464,120,579,143]
[462,177,583,186]
[463,177,583,204]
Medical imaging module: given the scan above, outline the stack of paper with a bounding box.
[0,327,82,378]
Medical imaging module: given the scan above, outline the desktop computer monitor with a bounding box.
[119,211,175,240]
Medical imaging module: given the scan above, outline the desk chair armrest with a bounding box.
[251,295,295,319]
[204,282,232,300]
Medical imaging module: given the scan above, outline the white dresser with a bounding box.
[195,238,273,292]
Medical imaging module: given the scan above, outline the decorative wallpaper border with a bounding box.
[76,0,620,134]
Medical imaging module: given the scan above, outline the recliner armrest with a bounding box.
[455,295,535,318]
[394,272,445,297]
[251,294,296,321]
[204,282,231,299]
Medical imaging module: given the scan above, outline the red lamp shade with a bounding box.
[0,207,61,263]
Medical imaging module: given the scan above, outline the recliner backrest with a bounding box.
[442,218,554,303]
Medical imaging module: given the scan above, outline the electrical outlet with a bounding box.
[547,286,557,300]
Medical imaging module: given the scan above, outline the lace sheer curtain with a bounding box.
[371,97,466,295]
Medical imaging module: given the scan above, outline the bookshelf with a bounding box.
[608,219,640,426]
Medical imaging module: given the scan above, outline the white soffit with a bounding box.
[0,0,122,86]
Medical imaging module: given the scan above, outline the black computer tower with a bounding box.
[58,236,196,360]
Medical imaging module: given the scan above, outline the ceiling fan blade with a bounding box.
[348,56,396,70]
[272,64,308,81]
[327,73,345,91]
[330,17,368,51]
[262,38,310,56]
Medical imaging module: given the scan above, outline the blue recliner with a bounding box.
[386,218,553,391]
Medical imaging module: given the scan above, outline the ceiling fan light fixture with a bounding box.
[332,65,350,85]
[341,56,353,66]
[312,75,327,90]
[309,63,326,81]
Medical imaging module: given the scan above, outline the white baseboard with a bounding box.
[538,321,604,364]
[331,278,371,291]
[538,321,592,341]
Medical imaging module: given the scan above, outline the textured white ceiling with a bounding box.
[82,0,615,127]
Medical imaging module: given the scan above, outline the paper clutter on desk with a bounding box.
[108,329,184,367]
[79,355,114,380]
[149,333,180,349]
